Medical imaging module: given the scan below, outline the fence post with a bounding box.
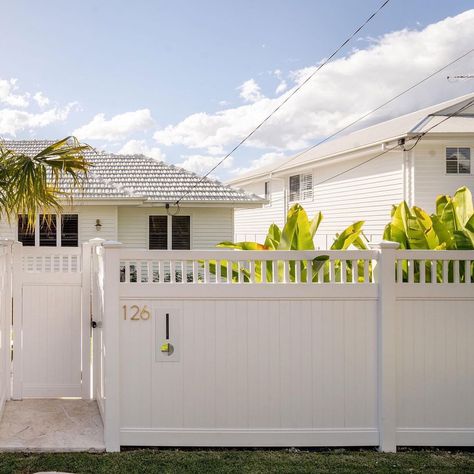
[0,240,14,403]
[89,238,105,404]
[11,241,23,400]
[102,241,122,452]
[81,242,92,400]
[374,240,400,452]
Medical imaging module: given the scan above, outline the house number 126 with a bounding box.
[123,305,151,321]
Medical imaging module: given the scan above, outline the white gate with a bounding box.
[11,245,91,399]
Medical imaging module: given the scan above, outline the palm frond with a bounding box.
[0,136,92,227]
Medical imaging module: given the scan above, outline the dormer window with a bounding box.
[446,147,470,174]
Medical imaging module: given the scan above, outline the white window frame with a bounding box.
[288,172,313,202]
[445,146,471,175]
[264,180,271,207]
[18,213,79,247]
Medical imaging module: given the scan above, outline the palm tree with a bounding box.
[0,136,90,227]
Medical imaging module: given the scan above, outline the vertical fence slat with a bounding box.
[431,260,437,284]
[408,260,414,283]
[341,260,347,284]
[454,260,460,283]
[330,259,335,283]
[464,260,470,284]
[250,260,256,283]
[442,260,449,284]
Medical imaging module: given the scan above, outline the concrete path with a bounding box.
[0,399,105,452]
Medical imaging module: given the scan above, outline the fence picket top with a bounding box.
[117,249,379,261]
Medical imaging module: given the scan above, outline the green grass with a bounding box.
[0,448,473,474]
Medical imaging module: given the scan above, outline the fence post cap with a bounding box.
[88,237,106,245]
[102,240,123,248]
[371,240,400,250]
[0,238,17,246]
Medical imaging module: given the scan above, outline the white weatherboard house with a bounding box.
[229,93,474,248]
[0,140,264,249]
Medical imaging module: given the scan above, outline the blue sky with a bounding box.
[1,1,473,179]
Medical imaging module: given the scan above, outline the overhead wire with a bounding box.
[309,96,474,188]
[172,0,392,206]
[269,48,474,173]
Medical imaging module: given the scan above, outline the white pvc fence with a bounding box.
[90,241,474,452]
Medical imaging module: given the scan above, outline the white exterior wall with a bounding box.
[234,180,285,243]
[234,150,404,248]
[0,205,118,244]
[118,206,233,249]
[413,139,474,213]
[0,205,234,249]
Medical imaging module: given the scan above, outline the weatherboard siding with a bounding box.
[77,205,118,242]
[0,206,118,244]
[234,180,286,243]
[118,206,233,249]
[307,151,404,247]
[413,141,474,214]
[233,151,404,248]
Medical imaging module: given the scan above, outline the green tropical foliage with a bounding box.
[0,137,91,226]
[207,204,368,283]
[383,186,474,282]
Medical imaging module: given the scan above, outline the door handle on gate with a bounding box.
[91,320,102,329]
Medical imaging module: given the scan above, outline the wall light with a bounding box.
[95,219,102,231]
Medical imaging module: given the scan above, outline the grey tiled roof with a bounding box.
[2,140,263,204]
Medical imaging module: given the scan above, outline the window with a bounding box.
[264,181,270,201]
[149,215,191,250]
[289,173,313,201]
[39,214,57,247]
[149,215,168,249]
[18,214,78,247]
[446,147,470,174]
[172,216,190,250]
[61,214,79,247]
[17,215,35,246]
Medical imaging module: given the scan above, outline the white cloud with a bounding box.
[238,79,264,103]
[176,154,234,176]
[231,152,286,176]
[275,80,288,94]
[118,139,165,161]
[154,10,474,154]
[0,103,76,136]
[33,91,50,107]
[0,79,29,108]
[73,109,154,141]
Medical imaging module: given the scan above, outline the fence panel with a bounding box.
[95,244,474,451]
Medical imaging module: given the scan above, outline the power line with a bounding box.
[173,0,392,205]
[270,48,474,173]
[252,97,474,209]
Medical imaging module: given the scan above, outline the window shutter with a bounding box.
[301,173,313,200]
[172,216,190,250]
[289,175,300,201]
[39,214,57,247]
[149,216,168,250]
[18,215,35,246]
[61,214,78,247]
